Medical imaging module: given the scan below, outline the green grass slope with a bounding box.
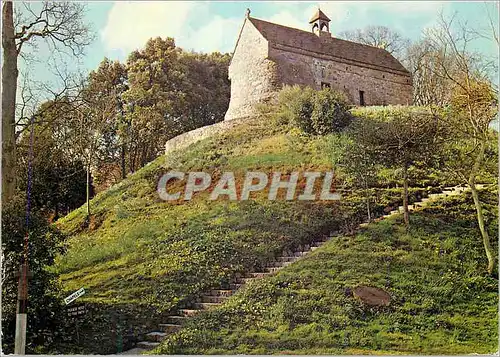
[52,116,497,354]
[52,118,379,353]
[155,190,498,355]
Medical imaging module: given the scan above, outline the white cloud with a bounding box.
[102,2,203,54]
[187,16,242,53]
[266,11,308,30]
[101,1,449,58]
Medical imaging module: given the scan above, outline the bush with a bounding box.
[271,85,352,135]
[311,89,352,135]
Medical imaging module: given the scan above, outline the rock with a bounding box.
[353,286,391,307]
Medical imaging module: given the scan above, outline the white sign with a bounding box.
[64,288,85,305]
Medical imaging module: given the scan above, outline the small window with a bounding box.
[359,90,365,106]
[321,82,331,89]
[382,75,385,79]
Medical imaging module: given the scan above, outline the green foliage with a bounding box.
[311,89,352,135]
[1,195,66,354]
[123,38,231,171]
[270,85,352,135]
[17,119,88,219]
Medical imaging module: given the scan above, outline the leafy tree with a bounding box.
[177,51,231,133]
[84,58,128,187]
[123,38,230,173]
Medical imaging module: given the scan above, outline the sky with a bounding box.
[19,1,500,93]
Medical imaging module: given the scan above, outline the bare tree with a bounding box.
[2,1,93,203]
[338,25,411,61]
[427,12,497,274]
[404,39,457,106]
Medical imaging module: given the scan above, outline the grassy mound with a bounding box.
[154,189,498,355]
[53,118,395,352]
[52,115,497,354]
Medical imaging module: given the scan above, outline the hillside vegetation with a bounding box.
[155,189,498,354]
[52,102,497,353]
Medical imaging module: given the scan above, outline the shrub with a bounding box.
[272,85,315,132]
[271,85,352,135]
[311,89,352,135]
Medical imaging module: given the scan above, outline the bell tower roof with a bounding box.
[309,8,331,23]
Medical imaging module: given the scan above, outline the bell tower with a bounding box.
[309,8,331,36]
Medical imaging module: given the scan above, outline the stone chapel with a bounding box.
[224,8,413,121]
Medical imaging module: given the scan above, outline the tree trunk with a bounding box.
[86,163,91,220]
[121,143,126,179]
[364,178,371,222]
[2,1,18,203]
[403,165,409,227]
[468,142,495,274]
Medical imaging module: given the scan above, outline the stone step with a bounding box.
[277,256,297,262]
[193,302,219,310]
[229,283,243,290]
[159,323,182,333]
[137,341,160,350]
[310,246,319,251]
[166,315,186,325]
[428,193,442,199]
[119,347,148,355]
[265,261,284,268]
[209,289,233,297]
[246,272,270,279]
[235,277,253,284]
[179,309,199,317]
[201,295,227,304]
[145,331,168,342]
[265,267,281,273]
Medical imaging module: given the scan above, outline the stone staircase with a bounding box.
[121,184,476,354]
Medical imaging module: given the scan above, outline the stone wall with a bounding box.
[269,43,413,106]
[224,19,279,121]
[165,118,247,155]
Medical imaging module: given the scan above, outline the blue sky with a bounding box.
[20,1,499,90]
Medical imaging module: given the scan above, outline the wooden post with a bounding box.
[14,263,32,355]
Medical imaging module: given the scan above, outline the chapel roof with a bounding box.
[248,17,410,75]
